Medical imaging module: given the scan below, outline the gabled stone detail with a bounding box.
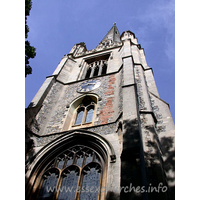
[74,24,122,57]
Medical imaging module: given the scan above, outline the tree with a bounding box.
[25,0,36,77]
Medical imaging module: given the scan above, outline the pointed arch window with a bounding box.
[37,169,59,200]
[85,105,94,123]
[34,145,105,200]
[84,59,108,79]
[58,166,80,200]
[75,107,85,125]
[79,163,101,199]
[93,66,99,77]
[85,67,91,79]
[101,63,107,75]
[73,96,96,127]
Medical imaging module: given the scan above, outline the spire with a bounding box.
[100,23,121,44]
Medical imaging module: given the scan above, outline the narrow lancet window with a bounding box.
[102,63,107,75]
[75,108,84,125]
[85,67,91,79]
[93,66,99,77]
[85,106,94,123]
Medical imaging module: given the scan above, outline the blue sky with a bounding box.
[25,0,175,121]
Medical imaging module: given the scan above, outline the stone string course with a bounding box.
[35,122,118,147]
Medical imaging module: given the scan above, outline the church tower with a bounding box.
[25,24,175,200]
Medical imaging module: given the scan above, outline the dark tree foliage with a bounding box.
[25,0,36,77]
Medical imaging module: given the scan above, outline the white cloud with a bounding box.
[149,1,174,29]
[146,1,175,60]
[128,0,175,61]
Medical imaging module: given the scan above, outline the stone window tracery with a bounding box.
[85,67,92,79]
[35,145,104,200]
[74,96,96,127]
[75,107,85,125]
[37,169,59,200]
[85,60,107,79]
[93,65,99,77]
[102,62,107,75]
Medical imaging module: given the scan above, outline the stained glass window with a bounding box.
[76,154,84,167]
[66,156,73,167]
[57,158,65,169]
[37,170,59,200]
[57,167,79,200]
[36,145,104,200]
[79,165,101,200]
[85,153,93,165]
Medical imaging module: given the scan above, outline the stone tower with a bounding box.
[25,24,175,200]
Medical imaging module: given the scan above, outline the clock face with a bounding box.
[77,80,101,93]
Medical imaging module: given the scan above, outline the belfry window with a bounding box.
[84,60,108,79]
[35,145,104,200]
[93,66,99,77]
[74,96,96,127]
[102,63,107,75]
[85,67,91,79]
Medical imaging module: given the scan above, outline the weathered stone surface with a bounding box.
[26,25,175,200]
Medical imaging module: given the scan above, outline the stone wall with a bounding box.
[30,70,123,136]
[26,29,175,200]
